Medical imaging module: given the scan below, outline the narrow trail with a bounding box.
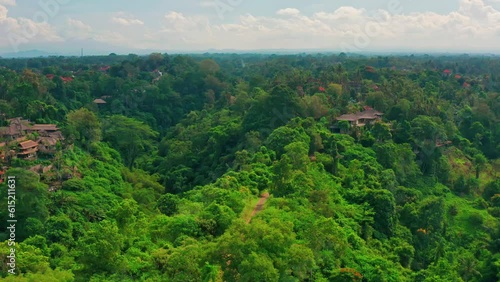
[247,192,270,223]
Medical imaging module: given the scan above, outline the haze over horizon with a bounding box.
[1,0,500,56]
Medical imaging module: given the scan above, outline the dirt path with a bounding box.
[247,192,270,223]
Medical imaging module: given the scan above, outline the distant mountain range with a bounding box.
[0,38,161,58]
[0,50,60,58]
[1,40,499,59]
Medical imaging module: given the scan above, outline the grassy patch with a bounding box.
[444,194,498,237]
[241,197,261,223]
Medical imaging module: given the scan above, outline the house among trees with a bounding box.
[30,124,59,133]
[336,107,383,127]
[0,118,32,140]
[0,118,65,161]
[18,140,39,160]
[30,124,64,140]
[331,106,383,133]
[93,98,107,104]
[38,137,59,154]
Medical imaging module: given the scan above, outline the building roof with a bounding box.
[19,140,38,150]
[336,109,383,122]
[336,114,360,122]
[31,124,59,131]
[93,98,107,104]
[18,147,38,155]
[39,137,58,146]
[48,131,64,140]
[0,118,32,136]
[358,109,384,119]
[61,76,73,83]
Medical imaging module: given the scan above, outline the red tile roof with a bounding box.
[60,76,73,83]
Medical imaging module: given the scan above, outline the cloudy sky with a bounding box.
[1,0,500,55]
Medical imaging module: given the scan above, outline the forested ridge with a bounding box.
[0,53,499,281]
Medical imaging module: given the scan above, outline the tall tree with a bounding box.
[66,108,101,149]
[102,115,158,169]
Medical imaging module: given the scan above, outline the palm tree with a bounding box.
[458,253,481,281]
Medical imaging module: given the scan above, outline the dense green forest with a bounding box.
[0,53,499,281]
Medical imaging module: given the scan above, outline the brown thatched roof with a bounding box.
[19,140,38,149]
[336,109,383,122]
[31,124,59,131]
[39,137,58,146]
[93,98,107,104]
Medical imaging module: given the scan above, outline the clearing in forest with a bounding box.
[246,192,270,223]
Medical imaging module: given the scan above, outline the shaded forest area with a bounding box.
[0,53,499,281]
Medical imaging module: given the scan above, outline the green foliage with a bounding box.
[0,53,499,281]
[66,108,101,148]
[156,194,179,216]
[238,252,279,282]
[265,126,310,157]
[102,115,158,169]
[0,169,49,241]
[76,220,125,274]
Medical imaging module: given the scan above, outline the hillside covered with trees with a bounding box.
[0,53,499,281]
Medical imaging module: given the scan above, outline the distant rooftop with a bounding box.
[31,124,59,131]
[93,98,107,104]
[336,108,383,122]
[19,140,38,149]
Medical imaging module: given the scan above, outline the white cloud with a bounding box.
[112,17,144,26]
[163,11,209,33]
[0,3,62,50]
[10,0,495,53]
[111,12,144,26]
[458,0,500,24]
[67,18,91,32]
[316,6,366,20]
[64,18,92,39]
[276,8,300,16]
[0,0,15,6]
[0,5,8,20]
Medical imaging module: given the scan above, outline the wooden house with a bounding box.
[38,137,58,154]
[18,140,38,160]
[331,107,383,133]
[93,98,107,104]
[30,124,59,133]
[0,118,31,140]
[336,107,383,127]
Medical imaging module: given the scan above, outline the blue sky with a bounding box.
[1,0,500,54]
